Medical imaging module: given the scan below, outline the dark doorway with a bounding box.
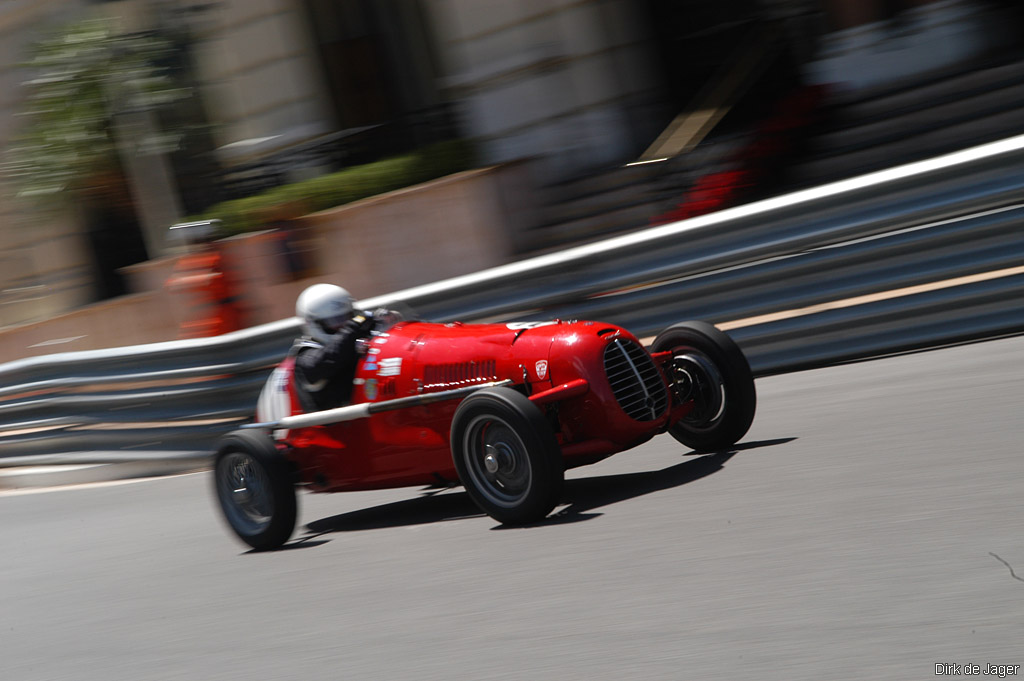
[643,0,765,109]
[83,197,149,300]
[302,0,445,138]
[642,0,804,134]
[303,0,402,129]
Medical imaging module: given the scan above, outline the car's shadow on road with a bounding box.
[296,438,795,543]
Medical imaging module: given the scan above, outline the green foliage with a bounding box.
[3,16,189,205]
[203,139,477,235]
[4,14,477,231]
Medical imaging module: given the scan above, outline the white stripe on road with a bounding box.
[0,471,204,497]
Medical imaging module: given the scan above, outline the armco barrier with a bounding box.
[2,134,1024,462]
[0,318,299,462]
[357,135,1024,322]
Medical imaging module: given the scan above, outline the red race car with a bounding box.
[213,317,756,550]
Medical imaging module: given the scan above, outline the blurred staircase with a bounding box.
[525,47,1024,253]
[521,162,687,252]
[520,21,780,253]
[790,53,1024,187]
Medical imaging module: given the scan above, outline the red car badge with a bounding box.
[535,360,548,380]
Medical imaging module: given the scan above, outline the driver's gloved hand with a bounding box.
[371,307,401,327]
[355,313,376,332]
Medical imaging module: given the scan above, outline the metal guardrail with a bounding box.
[2,134,1024,462]
[358,135,1024,319]
[0,319,299,461]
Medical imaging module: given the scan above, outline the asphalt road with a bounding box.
[2,335,1023,681]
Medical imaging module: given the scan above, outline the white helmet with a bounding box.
[296,284,354,342]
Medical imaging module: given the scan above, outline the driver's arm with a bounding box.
[296,314,374,385]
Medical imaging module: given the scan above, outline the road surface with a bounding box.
[2,336,1023,680]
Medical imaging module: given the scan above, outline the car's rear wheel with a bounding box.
[213,429,297,551]
[451,387,563,524]
[651,321,756,452]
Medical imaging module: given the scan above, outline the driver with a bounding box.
[292,283,391,410]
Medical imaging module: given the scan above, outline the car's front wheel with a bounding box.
[651,321,756,452]
[213,429,297,551]
[451,387,563,524]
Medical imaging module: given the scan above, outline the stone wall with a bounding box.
[193,0,334,165]
[0,163,538,363]
[423,0,667,182]
[0,0,98,330]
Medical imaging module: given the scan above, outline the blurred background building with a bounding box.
[1,0,1021,331]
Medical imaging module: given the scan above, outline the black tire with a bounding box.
[213,429,297,551]
[451,387,564,524]
[651,321,756,452]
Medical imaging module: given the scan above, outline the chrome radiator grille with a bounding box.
[603,338,668,421]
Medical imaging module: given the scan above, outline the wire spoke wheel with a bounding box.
[463,417,533,508]
[451,387,563,524]
[670,351,726,431]
[217,451,275,536]
[213,430,297,551]
[651,321,756,452]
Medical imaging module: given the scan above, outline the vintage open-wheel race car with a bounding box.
[212,316,757,550]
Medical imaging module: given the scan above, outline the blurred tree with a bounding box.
[4,16,191,212]
[2,15,220,298]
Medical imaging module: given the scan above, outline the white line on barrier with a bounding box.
[359,133,1024,309]
[634,263,1024,346]
[719,264,1024,330]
